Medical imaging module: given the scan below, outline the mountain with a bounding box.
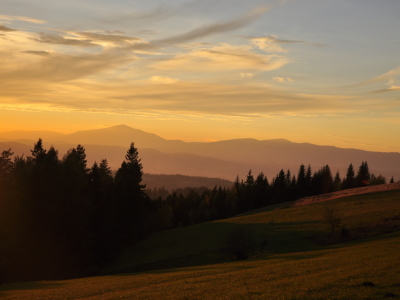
[142,174,233,190]
[0,125,399,181]
[57,125,185,150]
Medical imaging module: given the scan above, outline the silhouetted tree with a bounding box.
[113,143,147,245]
[320,165,333,194]
[332,171,341,192]
[369,173,387,185]
[342,163,356,190]
[296,164,307,198]
[356,161,370,187]
[390,177,395,183]
[305,165,313,196]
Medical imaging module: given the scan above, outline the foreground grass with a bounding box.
[1,189,400,299]
[105,189,400,273]
[1,232,400,299]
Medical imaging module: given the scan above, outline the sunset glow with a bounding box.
[1,1,399,151]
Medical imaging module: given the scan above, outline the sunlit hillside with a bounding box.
[2,188,400,299]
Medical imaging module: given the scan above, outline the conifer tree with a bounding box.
[113,143,147,245]
[305,165,312,196]
[332,171,341,192]
[342,163,356,190]
[356,161,370,187]
[320,165,333,194]
[297,164,307,198]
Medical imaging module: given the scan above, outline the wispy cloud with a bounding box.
[355,66,400,86]
[243,35,328,53]
[73,31,141,44]
[149,76,179,84]
[273,77,293,83]
[0,24,16,32]
[153,7,269,46]
[0,15,46,24]
[370,86,400,93]
[241,73,253,78]
[0,49,135,82]
[32,32,98,47]
[22,50,50,56]
[352,66,400,93]
[152,43,288,73]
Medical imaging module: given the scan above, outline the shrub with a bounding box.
[322,205,342,234]
[223,227,257,261]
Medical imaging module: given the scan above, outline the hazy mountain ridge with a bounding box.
[0,125,399,181]
[142,174,233,190]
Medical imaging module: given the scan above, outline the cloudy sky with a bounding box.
[1,0,399,151]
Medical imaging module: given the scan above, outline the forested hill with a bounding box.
[1,124,400,181]
[142,174,233,190]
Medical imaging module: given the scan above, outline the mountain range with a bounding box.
[0,125,399,182]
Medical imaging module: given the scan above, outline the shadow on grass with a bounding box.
[106,213,400,278]
[105,219,326,276]
[0,280,64,295]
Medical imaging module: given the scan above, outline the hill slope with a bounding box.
[2,188,400,299]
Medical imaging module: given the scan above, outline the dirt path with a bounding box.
[293,182,400,207]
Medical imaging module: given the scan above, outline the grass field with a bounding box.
[1,189,400,299]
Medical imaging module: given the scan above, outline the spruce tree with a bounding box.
[332,171,341,192]
[297,164,307,198]
[113,143,147,245]
[356,161,370,187]
[342,163,356,190]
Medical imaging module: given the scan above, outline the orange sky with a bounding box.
[1,1,399,152]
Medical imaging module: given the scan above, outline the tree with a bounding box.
[297,164,307,198]
[369,173,387,185]
[342,163,356,190]
[332,171,341,192]
[30,138,46,162]
[320,165,333,194]
[356,161,370,187]
[113,143,147,245]
[322,205,342,234]
[223,227,257,261]
[305,165,313,196]
[390,177,395,184]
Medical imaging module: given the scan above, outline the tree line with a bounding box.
[0,140,393,282]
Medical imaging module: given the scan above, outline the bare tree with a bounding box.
[322,205,342,234]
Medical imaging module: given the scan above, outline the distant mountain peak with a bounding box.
[108,124,133,129]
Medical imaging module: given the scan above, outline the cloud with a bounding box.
[153,44,288,73]
[153,7,269,46]
[0,74,365,118]
[273,77,293,83]
[149,76,179,84]
[241,73,253,78]
[72,31,141,44]
[371,85,400,93]
[22,50,50,56]
[119,7,269,54]
[0,24,16,32]
[244,35,328,53]
[250,36,289,53]
[31,31,145,49]
[0,15,46,24]
[32,32,98,47]
[354,66,400,86]
[0,48,135,83]
[100,4,176,25]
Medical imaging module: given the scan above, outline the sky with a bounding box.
[1,0,400,152]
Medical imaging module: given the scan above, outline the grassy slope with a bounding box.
[1,189,400,299]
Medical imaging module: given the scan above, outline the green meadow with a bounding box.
[2,189,400,299]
